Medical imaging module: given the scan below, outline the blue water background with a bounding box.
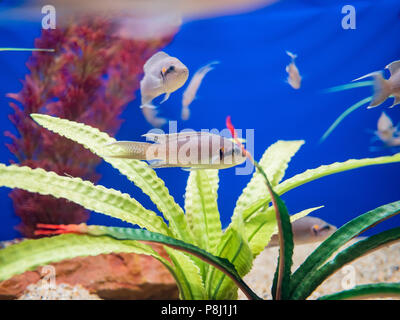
[0,0,399,240]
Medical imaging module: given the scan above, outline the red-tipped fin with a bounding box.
[35,223,88,236]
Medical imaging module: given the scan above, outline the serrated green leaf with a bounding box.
[0,164,170,235]
[290,201,400,300]
[164,247,206,300]
[0,234,172,282]
[31,113,192,243]
[234,140,304,220]
[205,220,253,300]
[89,226,260,300]
[184,169,222,253]
[242,153,400,222]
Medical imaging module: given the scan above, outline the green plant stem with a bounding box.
[252,161,285,300]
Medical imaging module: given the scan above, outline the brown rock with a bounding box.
[0,243,178,300]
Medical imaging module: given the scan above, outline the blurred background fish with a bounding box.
[268,216,337,247]
[1,0,277,40]
[285,51,301,89]
[372,112,400,148]
[140,51,189,108]
[181,61,219,120]
[353,60,400,109]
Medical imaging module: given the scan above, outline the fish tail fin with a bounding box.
[181,106,190,120]
[140,103,156,109]
[104,141,153,160]
[389,96,400,108]
[368,72,391,108]
[353,71,390,108]
[286,51,297,60]
[141,105,167,127]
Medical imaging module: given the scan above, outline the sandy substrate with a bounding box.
[18,282,102,300]
[238,240,400,300]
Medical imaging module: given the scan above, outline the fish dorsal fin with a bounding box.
[144,51,170,73]
[160,92,170,104]
[377,112,393,131]
[386,60,400,76]
[352,71,382,82]
[286,51,297,60]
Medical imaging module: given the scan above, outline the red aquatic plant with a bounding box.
[5,17,174,238]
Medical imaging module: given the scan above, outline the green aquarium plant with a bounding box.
[0,114,400,300]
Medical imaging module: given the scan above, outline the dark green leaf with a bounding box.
[289,201,400,299]
[293,226,400,299]
[318,283,400,300]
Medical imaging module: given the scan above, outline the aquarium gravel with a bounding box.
[238,240,400,300]
[17,282,101,300]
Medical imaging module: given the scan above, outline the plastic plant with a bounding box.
[4,18,172,237]
[0,114,400,299]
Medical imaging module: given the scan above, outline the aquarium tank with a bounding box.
[0,0,399,302]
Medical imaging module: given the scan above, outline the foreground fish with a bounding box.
[374,112,400,147]
[140,51,189,108]
[181,61,219,120]
[104,132,247,169]
[285,51,302,89]
[353,60,400,109]
[267,216,337,247]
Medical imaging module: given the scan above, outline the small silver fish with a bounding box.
[140,51,189,108]
[104,132,247,170]
[285,51,302,90]
[353,60,400,108]
[375,112,400,147]
[267,216,337,247]
[181,61,219,120]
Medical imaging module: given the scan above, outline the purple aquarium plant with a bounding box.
[5,17,173,238]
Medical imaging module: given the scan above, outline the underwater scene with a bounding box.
[0,0,399,302]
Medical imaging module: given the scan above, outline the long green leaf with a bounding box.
[31,113,192,243]
[205,219,254,300]
[289,201,400,299]
[86,225,260,300]
[242,153,400,222]
[318,283,400,300]
[293,226,400,299]
[0,234,172,282]
[184,169,222,253]
[0,164,170,235]
[268,185,293,300]
[164,247,206,300]
[234,140,304,220]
